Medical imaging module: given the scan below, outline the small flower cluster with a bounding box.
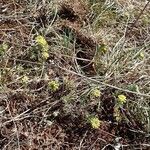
[114,94,127,122]
[89,116,101,129]
[35,35,49,60]
[22,75,29,84]
[0,43,8,56]
[117,94,126,105]
[98,43,107,53]
[48,80,59,92]
[90,88,101,98]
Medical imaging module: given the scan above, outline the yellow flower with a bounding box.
[48,80,59,91]
[22,76,29,83]
[91,88,101,97]
[139,52,144,59]
[2,43,8,50]
[0,43,8,56]
[42,51,49,60]
[118,94,126,104]
[35,35,48,47]
[98,44,107,53]
[90,117,101,129]
[35,35,49,61]
[42,46,49,52]
[114,106,121,122]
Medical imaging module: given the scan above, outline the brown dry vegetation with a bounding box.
[0,0,150,150]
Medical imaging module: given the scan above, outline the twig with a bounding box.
[6,58,150,97]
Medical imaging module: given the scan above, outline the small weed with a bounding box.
[41,51,49,60]
[35,35,48,48]
[89,116,101,129]
[35,35,49,60]
[113,94,127,122]
[90,87,101,98]
[98,43,107,54]
[114,106,122,122]
[0,43,8,56]
[127,84,139,92]
[139,52,144,59]
[117,94,127,105]
[48,80,60,92]
[21,75,29,84]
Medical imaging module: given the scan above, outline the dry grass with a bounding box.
[0,0,150,149]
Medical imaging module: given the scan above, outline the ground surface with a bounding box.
[0,0,150,149]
